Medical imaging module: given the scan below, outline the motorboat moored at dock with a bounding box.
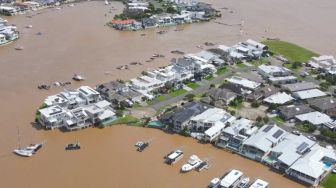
[165,149,183,165]
[181,155,202,172]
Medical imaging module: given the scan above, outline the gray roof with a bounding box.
[96,81,126,93]
[240,72,266,84]
[170,102,209,123]
[206,88,237,101]
[308,97,336,111]
[282,82,319,92]
[279,104,314,120]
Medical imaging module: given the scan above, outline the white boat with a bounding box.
[208,178,220,188]
[13,127,43,157]
[72,74,85,81]
[165,149,183,165]
[181,155,202,172]
[69,4,74,7]
[105,0,109,5]
[237,177,250,188]
[220,169,244,188]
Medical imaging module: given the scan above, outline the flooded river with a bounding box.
[1,0,335,187]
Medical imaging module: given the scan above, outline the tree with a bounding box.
[263,116,269,123]
[166,6,177,14]
[210,84,215,88]
[251,101,260,108]
[229,110,236,115]
[116,110,123,117]
[291,61,301,69]
[184,94,195,101]
[256,116,262,122]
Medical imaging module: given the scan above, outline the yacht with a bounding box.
[181,155,202,172]
[14,143,42,157]
[237,177,250,188]
[165,149,183,165]
[220,169,243,188]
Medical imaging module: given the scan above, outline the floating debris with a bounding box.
[204,42,215,46]
[174,28,184,31]
[26,25,33,29]
[15,46,24,50]
[37,84,50,90]
[157,30,167,34]
[196,45,203,49]
[140,33,146,36]
[171,50,184,55]
[36,32,42,36]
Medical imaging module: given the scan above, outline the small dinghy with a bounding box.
[15,46,24,50]
[135,141,149,152]
[65,142,81,150]
[72,74,85,81]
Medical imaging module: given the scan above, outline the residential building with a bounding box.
[278,104,314,121]
[246,86,280,102]
[263,92,294,105]
[258,64,297,84]
[266,134,316,171]
[220,82,253,96]
[308,97,336,112]
[286,144,336,186]
[226,76,261,91]
[77,86,102,104]
[217,118,258,152]
[159,102,209,132]
[282,82,319,93]
[241,124,287,161]
[295,111,333,126]
[293,89,327,100]
[308,55,336,74]
[188,108,236,142]
[201,88,237,108]
[39,105,67,129]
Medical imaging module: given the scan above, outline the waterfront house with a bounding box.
[110,19,141,31]
[188,50,224,66]
[141,17,158,28]
[266,134,316,171]
[44,90,87,109]
[241,124,287,161]
[201,88,237,108]
[159,102,209,132]
[258,64,297,84]
[77,86,102,105]
[286,144,336,186]
[278,104,314,121]
[307,55,336,74]
[188,108,236,141]
[39,100,116,130]
[263,92,294,105]
[217,118,257,152]
[39,105,67,129]
[295,111,333,126]
[308,97,336,113]
[96,81,142,107]
[131,75,165,93]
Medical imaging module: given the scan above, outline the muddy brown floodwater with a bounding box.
[1,0,335,187]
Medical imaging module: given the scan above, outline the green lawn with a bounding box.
[262,40,319,62]
[236,63,247,68]
[169,89,187,97]
[216,67,228,75]
[110,115,139,125]
[271,116,285,125]
[322,174,336,188]
[186,82,200,89]
[205,75,215,80]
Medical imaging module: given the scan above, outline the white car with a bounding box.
[292,130,301,136]
[332,168,336,174]
[307,135,317,141]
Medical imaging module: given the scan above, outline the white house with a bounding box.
[226,76,261,91]
[286,144,336,186]
[39,105,67,129]
[263,92,294,105]
[293,89,327,100]
[295,111,333,125]
[258,64,297,84]
[241,124,287,161]
[217,118,258,152]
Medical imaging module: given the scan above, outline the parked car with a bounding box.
[333,168,336,174]
[307,135,317,141]
[292,130,301,136]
